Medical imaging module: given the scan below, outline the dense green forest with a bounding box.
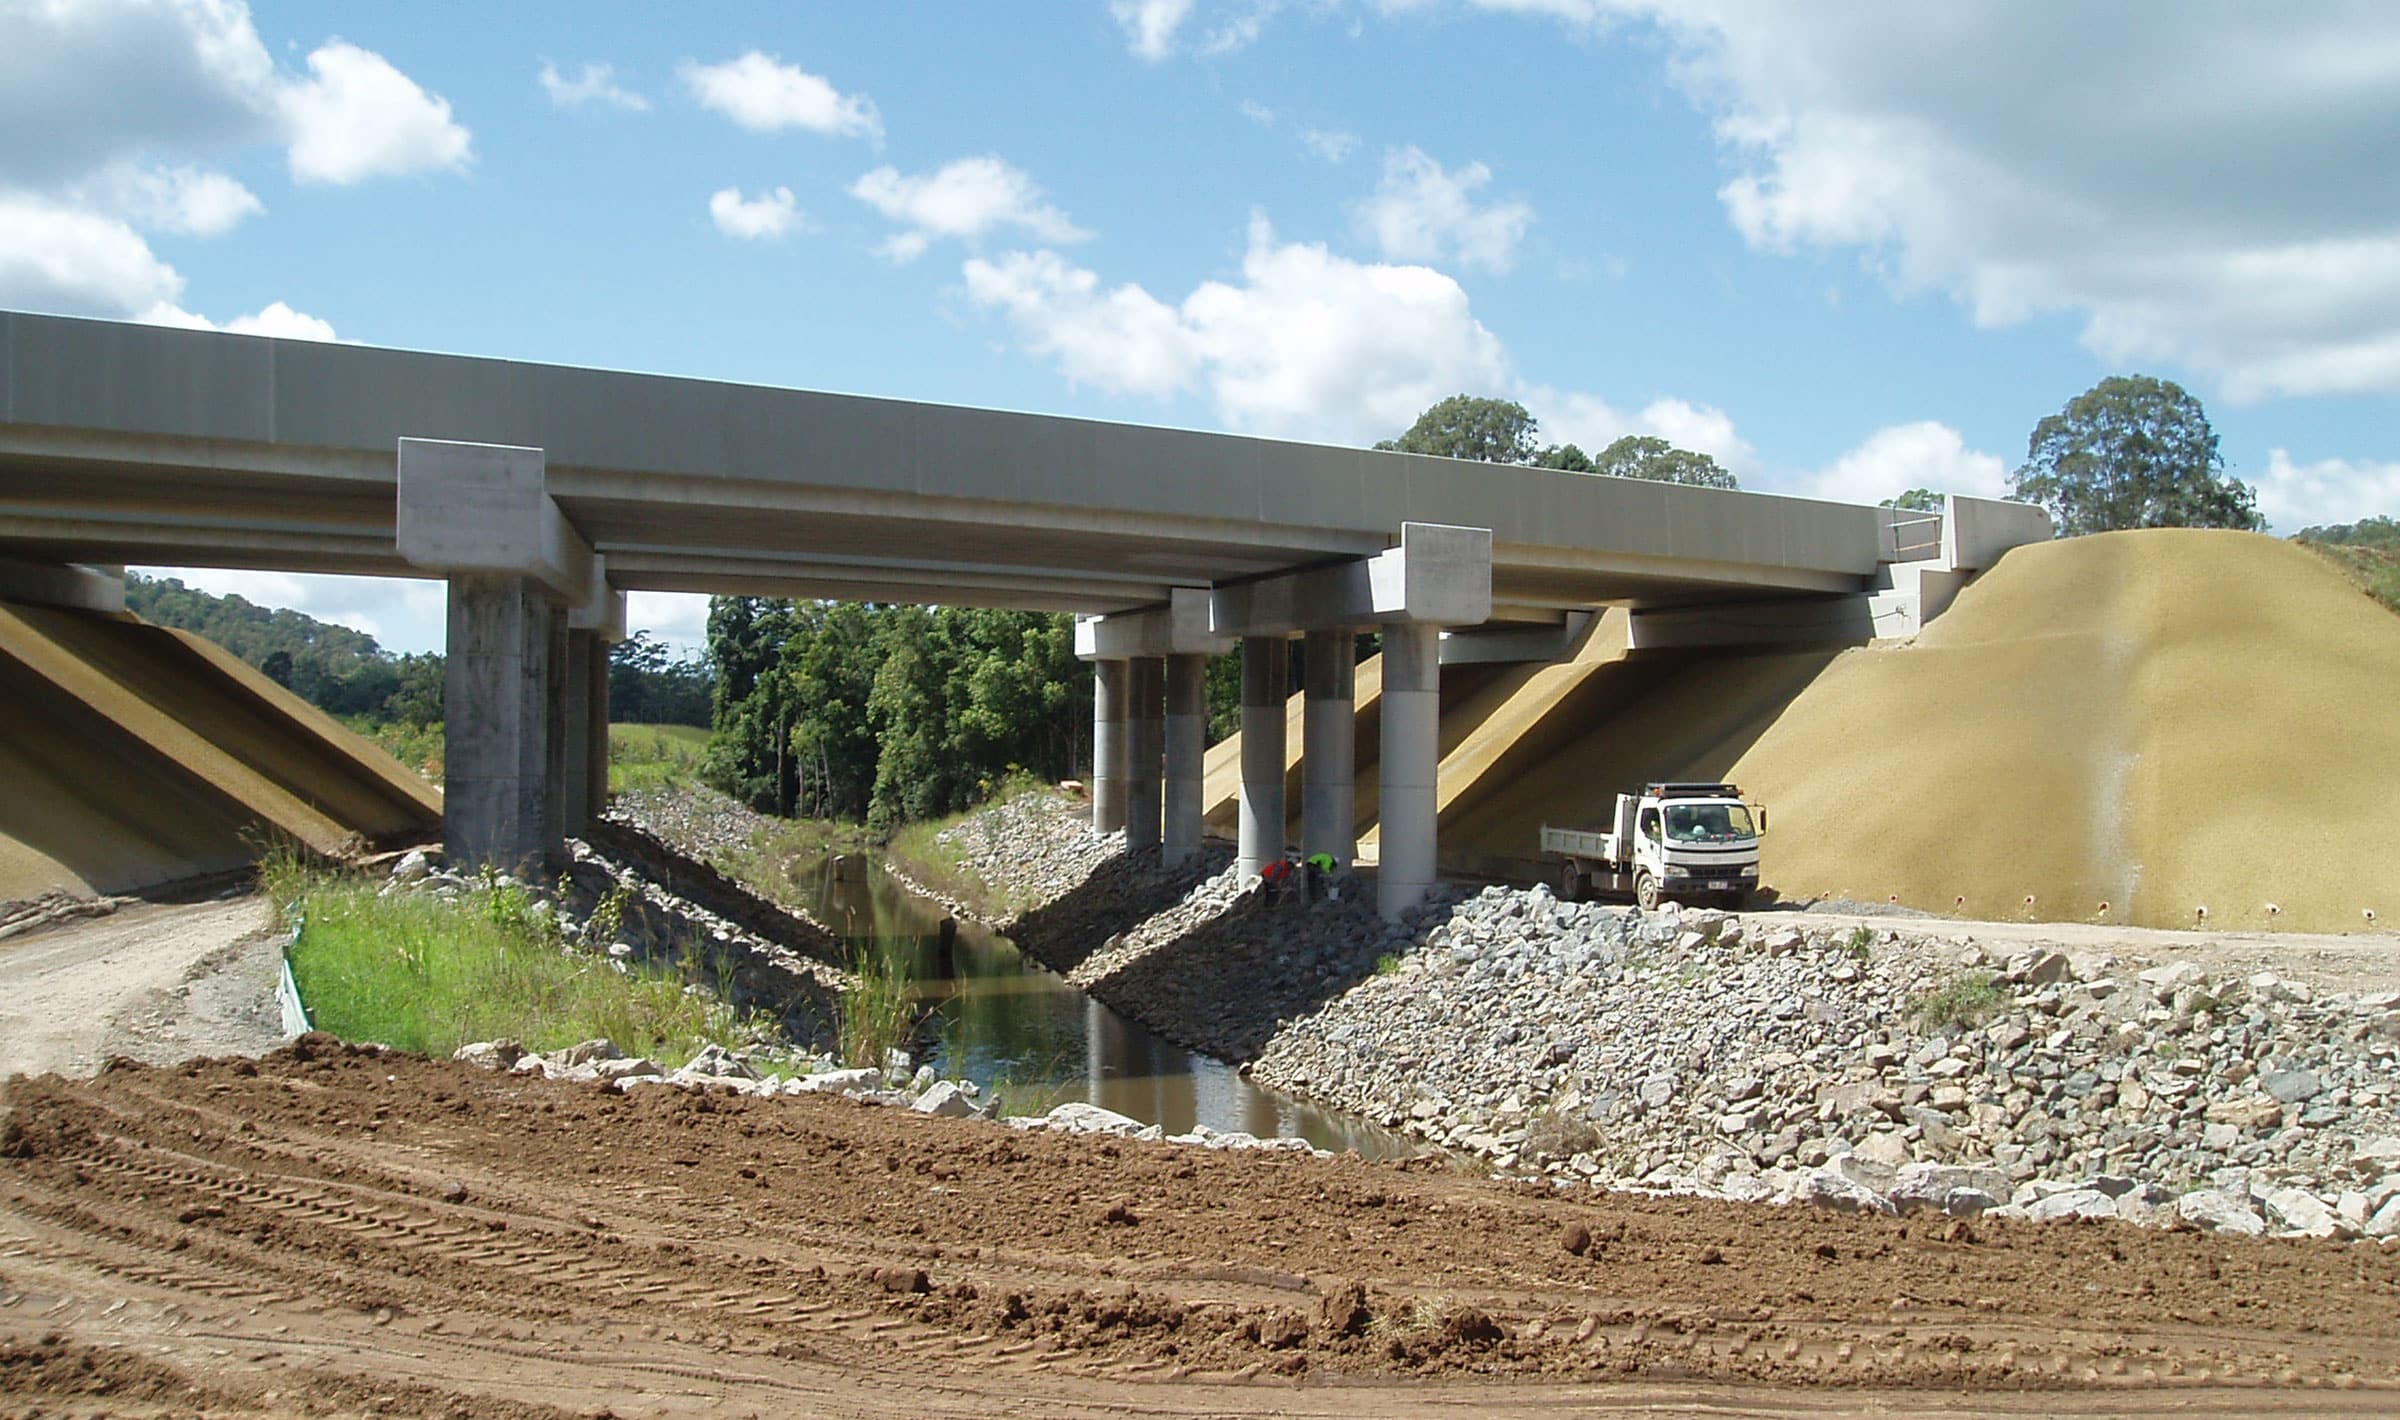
[702,599,1087,831]
[124,574,712,727]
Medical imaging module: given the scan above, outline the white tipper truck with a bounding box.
[1540,782,1767,910]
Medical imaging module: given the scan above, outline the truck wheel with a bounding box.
[1635,871,1660,911]
[1557,861,1582,902]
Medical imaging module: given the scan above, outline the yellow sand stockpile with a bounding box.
[1724,530,2400,934]
[1430,529,2400,934]
[0,602,440,902]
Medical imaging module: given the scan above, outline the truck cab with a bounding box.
[1541,781,1766,909]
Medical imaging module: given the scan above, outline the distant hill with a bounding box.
[123,573,441,724]
[120,574,711,729]
[2292,517,2400,615]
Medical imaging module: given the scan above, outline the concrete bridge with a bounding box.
[0,311,2048,916]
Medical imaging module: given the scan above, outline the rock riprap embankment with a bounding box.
[1252,890,2400,1236]
[931,793,2400,1241]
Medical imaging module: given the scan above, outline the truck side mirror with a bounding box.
[1752,804,1768,836]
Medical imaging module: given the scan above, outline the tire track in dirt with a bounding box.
[5,1038,2399,1416]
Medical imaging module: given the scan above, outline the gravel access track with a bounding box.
[0,895,280,1079]
[4,1041,2397,1417]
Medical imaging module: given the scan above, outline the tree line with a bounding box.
[701,599,1086,831]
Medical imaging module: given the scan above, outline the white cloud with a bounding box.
[1238,99,1276,126]
[1792,421,2007,506]
[851,157,1088,262]
[2254,450,2400,535]
[1111,0,1197,60]
[965,214,1514,442]
[1525,387,1755,471]
[538,60,648,112]
[280,40,472,184]
[709,186,801,240]
[1302,128,1359,163]
[137,298,339,341]
[77,162,262,236]
[962,250,1198,398]
[1564,1,2400,401]
[679,52,881,140]
[0,195,186,316]
[1353,146,1533,273]
[627,592,712,659]
[0,0,280,187]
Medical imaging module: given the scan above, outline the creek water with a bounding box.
[796,854,1416,1160]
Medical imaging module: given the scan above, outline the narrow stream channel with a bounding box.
[794,854,1416,1160]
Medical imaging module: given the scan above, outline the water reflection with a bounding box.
[798,852,1415,1160]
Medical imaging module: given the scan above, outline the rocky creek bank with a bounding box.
[934,790,2400,1242]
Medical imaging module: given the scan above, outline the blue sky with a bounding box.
[6,1,2396,655]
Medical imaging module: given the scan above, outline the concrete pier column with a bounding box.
[1091,659,1127,833]
[1301,629,1355,866]
[558,629,612,834]
[1377,622,1442,920]
[1163,654,1206,865]
[1123,657,1164,853]
[444,573,562,874]
[1236,636,1287,875]
[584,632,611,827]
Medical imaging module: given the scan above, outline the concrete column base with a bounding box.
[1377,623,1441,920]
[444,573,562,874]
[1092,660,1127,833]
[1163,653,1206,865]
[585,633,611,827]
[1235,636,1287,875]
[1301,629,1356,866]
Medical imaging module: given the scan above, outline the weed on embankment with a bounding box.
[279,864,761,1067]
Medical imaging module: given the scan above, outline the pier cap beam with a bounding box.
[397,438,596,606]
[1211,522,1492,637]
[1074,586,1232,661]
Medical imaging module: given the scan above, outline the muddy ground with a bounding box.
[4,1040,2397,1418]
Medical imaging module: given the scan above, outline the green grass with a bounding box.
[608,722,711,794]
[347,717,444,779]
[711,814,879,905]
[882,778,1059,920]
[836,941,918,1069]
[2299,539,2400,616]
[1909,970,2010,1032]
[285,867,757,1067]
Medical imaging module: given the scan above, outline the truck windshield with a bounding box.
[1664,803,1755,843]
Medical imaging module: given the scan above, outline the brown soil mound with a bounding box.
[1,1045,2395,1414]
[0,602,439,901]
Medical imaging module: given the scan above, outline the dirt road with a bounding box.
[1774,906,2400,995]
[0,896,281,1079]
[5,1041,2396,1418]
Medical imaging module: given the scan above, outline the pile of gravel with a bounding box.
[933,797,2400,1241]
[930,789,1120,917]
[1255,887,2400,1237]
